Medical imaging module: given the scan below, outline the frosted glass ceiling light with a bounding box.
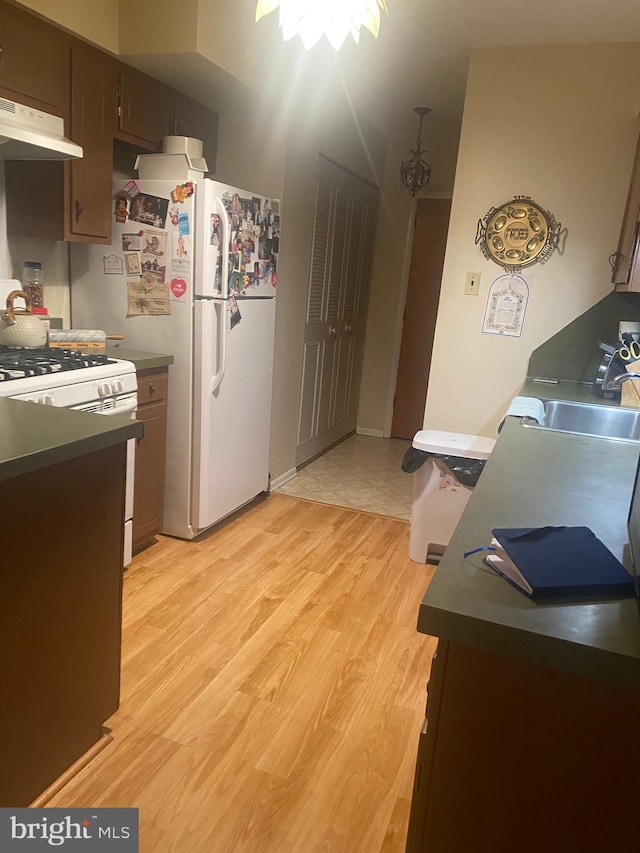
[255,0,388,51]
[399,107,432,196]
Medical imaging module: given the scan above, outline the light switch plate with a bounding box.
[464,272,480,295]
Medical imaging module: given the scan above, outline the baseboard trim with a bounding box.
[356,428,385,437]
[270,468,298,490]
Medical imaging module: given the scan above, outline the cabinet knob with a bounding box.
[75,200,83,221]
[148,383,156,395]
[344,322,352,332]
[328,325,337,337]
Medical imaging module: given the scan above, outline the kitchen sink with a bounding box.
[521,399,640,442]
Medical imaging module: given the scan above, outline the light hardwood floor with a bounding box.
[50,494,436,852]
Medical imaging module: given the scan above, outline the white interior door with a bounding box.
[296,157,378,467]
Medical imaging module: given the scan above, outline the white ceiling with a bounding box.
[339,0,640,123]
[333,0,640,186]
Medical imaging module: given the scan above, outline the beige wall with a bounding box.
[424,43,640,438]
[117,0,197,56]
[18,0,120,51]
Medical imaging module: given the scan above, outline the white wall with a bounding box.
[424,43,640,437]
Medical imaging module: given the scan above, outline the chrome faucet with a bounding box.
[614,372,640,386]
[602,360,640,394]
[601,351,639,394]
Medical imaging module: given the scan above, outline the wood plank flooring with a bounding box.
[49,494,436,852]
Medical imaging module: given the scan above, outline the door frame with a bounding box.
[383,191,453,437]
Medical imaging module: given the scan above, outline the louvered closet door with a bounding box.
[296,157,378,467]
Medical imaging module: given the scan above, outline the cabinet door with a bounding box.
[68,45,118,241]
[405,641,449,853]
[0,2,67,115]
[612,131,640,288]
[133,369,169,552]
[117,66,175,149]
[174,93,219,173]
[296,158,378,468]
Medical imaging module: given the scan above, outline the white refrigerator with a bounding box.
[71,169,279,540]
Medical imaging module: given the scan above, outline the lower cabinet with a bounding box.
[132,366,169,553]
[405,639,640,852]
[0,443,127,806]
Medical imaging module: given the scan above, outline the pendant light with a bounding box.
[399,107,432,197]
[255,0,388,51]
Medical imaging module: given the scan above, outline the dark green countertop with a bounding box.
[0,397,142,483]
[104,347,174,371]
[418,381,640,689]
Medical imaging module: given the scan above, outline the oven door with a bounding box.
[72,392,137,566]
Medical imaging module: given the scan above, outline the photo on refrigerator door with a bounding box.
[210,213,221,247]
[141,230,167,280]
[229,295,241,329]
[229,270,253,296]
[129,193,169,228]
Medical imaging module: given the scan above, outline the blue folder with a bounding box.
[488,526,635,601]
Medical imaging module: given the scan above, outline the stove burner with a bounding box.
[0,346,116,381]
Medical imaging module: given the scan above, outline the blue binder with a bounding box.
[487,526,635,601]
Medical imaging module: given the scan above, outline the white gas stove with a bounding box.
[0,346,138,564]
[0,347,137,409]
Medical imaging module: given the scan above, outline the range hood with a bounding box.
[0,97,82,160]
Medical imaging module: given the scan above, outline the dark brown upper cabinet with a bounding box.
[117,66,175,150]
[68,44,119,241]
[0,0,219,244]
[0,1,67,115]
[612,130,640,291]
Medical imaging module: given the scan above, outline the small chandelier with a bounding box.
[255,0,388,51]
[399,107,432,197]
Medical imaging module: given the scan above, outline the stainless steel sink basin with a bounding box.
[521,399,640,442]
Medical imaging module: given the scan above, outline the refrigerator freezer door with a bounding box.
[193,297,276,532]
[206,181,280,299]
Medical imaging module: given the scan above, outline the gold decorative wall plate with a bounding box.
[475,196,562,271]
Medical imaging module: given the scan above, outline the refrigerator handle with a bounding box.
[210,300,227,394]
[217,195,229,300]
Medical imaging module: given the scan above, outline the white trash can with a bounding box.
[408,430,496,563]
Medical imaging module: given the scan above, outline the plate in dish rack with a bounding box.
[475,196,562,272]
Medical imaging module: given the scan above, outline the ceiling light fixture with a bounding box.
[255,0,388,51]
[399,107,432,197]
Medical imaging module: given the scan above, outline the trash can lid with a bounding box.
[412,429,496,459]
